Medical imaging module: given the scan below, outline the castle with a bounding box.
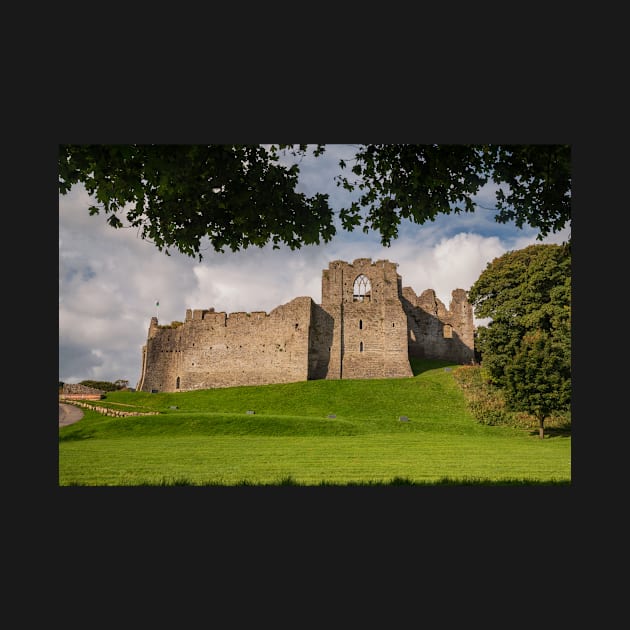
[136,258,475,393]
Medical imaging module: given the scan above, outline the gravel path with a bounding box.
[59,403,84,428]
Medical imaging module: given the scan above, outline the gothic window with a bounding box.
[443,324,453,338]
[353,274,371,302]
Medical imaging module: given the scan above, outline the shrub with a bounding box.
[452,365,571,431]
[452,365,511,426]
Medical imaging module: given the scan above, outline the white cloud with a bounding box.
[387,232,506,306]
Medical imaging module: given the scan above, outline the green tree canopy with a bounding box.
[59,144,571,259]
[468,243,571,427]
[503,330,571,438]
[336,144,570,244]
[79,380,121,392]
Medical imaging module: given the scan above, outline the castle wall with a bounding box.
[402,287,474,363]
[138,297,313,392]
[307,302,334,380]
[337,299,413,379]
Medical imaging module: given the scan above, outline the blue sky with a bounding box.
[58,145,570,386]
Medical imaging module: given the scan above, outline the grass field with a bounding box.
[58,359,571,486]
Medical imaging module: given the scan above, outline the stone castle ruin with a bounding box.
[136,258,475,393]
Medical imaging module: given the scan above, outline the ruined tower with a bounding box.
[319,258,413,379]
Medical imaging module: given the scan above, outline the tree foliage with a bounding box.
[79,380,127,392]
[467,244,571,434]
[59,144,334,257]
[59,144,570,259]
[504,330,571,438]
[336,144,570,244]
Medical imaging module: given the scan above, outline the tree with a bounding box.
[336,144,570,244]
[504,330,571,438]
[58,144,333,257]
[79,380,120,392]
[468,244,571,433]
[59,144,570,259]
[468,243,571,387]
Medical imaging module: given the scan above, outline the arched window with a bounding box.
[353,274,371,302]
[176,376,181,389]
[360,341,364,352]
[359,319,363,330]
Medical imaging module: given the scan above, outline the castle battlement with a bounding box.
[136,259,474,392]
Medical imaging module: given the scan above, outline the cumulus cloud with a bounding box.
[387,232,505,306]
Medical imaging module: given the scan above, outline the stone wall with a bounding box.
[321,258,412,379]
[60,383,105,400]
[307,302,334,380]
[402,287,474,364]
[137,257,475,392]
[137,297,314,392]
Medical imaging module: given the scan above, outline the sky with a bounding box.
[59,145,571,387]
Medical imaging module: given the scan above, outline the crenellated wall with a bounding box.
[137,258,475,392]
[137,297,313,392]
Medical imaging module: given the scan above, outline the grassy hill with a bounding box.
[58,359,571,486]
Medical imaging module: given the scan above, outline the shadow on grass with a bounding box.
[59,431,96,442]
[409,358,457,377]
[62,475,570,486]
[527,425,572,438]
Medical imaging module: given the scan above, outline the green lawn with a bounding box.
[58,359,571,486]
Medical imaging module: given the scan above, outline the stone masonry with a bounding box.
[60,383,105,400]
[136,258,475,392]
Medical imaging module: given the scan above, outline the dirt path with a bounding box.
[59,403,84,428]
